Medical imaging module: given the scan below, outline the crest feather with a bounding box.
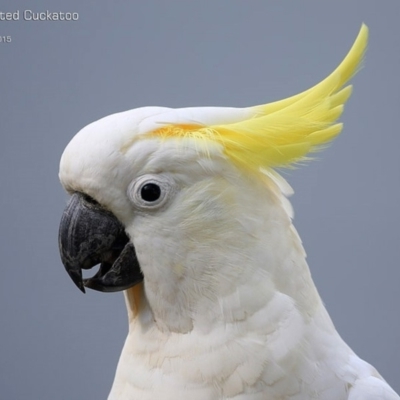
[147,24,368,173]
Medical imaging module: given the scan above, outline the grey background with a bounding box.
[0,1,399,399]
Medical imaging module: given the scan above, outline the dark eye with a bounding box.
[128,174,175,210]
[140,183,161,202]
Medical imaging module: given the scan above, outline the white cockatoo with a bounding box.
[58,24,399,399]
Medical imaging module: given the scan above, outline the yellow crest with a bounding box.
[148,24,368,173]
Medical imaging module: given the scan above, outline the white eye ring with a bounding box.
[127,174,175,210]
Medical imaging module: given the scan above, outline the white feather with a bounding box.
[59,104,399,399]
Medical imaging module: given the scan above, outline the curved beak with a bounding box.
[58,192,143,293]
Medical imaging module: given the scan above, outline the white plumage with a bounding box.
[59,25,399,399]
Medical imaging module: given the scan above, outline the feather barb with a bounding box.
[147,24,368,173]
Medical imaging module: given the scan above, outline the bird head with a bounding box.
[58,25,368,332]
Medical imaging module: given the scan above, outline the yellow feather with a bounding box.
[147,24,368,173]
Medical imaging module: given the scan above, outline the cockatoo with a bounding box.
[58,24,399,399]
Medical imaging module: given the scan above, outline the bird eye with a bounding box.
[128,174,175,210]
[140,183,161,202]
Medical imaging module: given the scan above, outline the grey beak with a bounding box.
[58,192,143,293]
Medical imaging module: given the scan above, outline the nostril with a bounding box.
[82,193,99,206]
